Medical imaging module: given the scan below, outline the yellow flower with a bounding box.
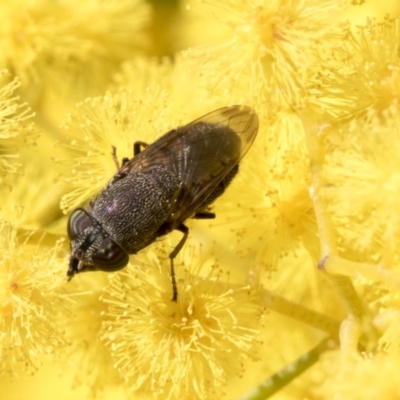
[311,17,400,120]
[323,105,400,259]
[316,350,400,399]
[0,0,149,100]
[4,1,400,398]
[0,213,68,378]
[112,56,221,117]
[0,162,66,231]
[100,245,261,399]
[59,90,142,213]
[61,275,124,396]
[0,71,37,181]
[185,0,345,107]
[215,110,318,270]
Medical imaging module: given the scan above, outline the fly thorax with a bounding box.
[90,168,178,253]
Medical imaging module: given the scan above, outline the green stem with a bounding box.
[260,289,340,337]
[300,111,372,349]
[238,337,335,400]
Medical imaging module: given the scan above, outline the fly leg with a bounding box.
[134,141,148,155]
[111,146,129,169]
[170,224,189,302]
[111,141,149,170]
[169,211,215,301]
[193,211,215,219]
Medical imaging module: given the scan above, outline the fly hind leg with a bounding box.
[169,213,215,302]
[169,224,189,302]
[193,211,215,219]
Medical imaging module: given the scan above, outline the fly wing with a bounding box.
[166,105,258,227]
[117,105,259,228]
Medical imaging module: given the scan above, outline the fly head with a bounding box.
[67,208,129,279]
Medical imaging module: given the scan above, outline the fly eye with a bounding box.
[92,238,129,272]
[67,208,94,240]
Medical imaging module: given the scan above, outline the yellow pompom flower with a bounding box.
[60,274,124,397]
[323,105,400,261]
[100,246,261,399]
[312,17,400,120]
[59,90,143,213]
[3,1,400,398]
[0,70,38,181]
[185,0,345,107]
[0,213,68,378]
[0,0,149,100]
[215,110,318,271]
[316,350,400,399]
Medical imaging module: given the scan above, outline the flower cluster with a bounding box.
[1,0,400,399]
[0,71,37,183]
[0,214,68,377]
[100,246,261,399]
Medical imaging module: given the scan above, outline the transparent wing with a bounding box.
[116,105,259,227]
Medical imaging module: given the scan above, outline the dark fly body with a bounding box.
[67,105,259,300]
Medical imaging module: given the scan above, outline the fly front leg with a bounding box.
[112,141,149,171]
[111,146,129,169]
